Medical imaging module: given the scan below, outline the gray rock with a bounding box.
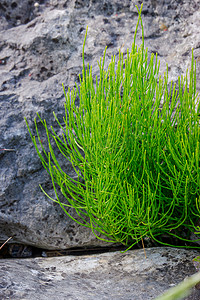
[0,247,200,300]
[0,0,200,249]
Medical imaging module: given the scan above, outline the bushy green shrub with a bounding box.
[26,5,200,250]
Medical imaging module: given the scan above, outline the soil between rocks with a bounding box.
[1,235,200,259]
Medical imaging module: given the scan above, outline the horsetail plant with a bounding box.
[25,5,200,251]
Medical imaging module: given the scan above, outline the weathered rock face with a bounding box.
[0,247,200,300]
[0,0,200,249]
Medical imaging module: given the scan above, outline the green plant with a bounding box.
[154,270,200,300]
[26,5,200,250]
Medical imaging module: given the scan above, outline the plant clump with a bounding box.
[26,5,200,250]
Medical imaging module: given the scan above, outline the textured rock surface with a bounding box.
[0,247,200,300]
[1,0,200,249]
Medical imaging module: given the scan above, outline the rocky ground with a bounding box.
[0,247,200,300]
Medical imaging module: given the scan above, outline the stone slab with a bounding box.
[1,247,200,300]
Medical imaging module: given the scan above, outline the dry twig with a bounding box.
[0,237,12,250]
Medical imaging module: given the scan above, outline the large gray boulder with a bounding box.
[0,247,200,300]
[0,0,200,249]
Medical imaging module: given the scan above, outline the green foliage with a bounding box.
[154,270,200,300]
[26,5,200,249]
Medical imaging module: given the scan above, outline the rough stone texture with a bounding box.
[0,247,200,300]
[1,0,200,249]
